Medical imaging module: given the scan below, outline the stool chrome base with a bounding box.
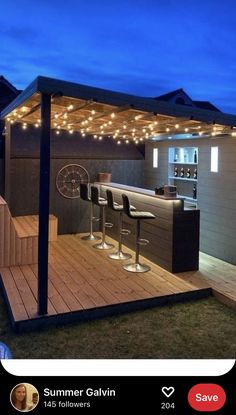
[109,251,131,260]
[123,262,150,273]
[93,241,114,250]
[81,233,100,241]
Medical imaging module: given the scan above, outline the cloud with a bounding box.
[0,0,236,114]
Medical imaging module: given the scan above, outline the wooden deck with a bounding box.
[177,252,236,310]
[0,234,211,332]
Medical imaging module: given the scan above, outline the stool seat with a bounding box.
[96,199,107,206]
[122,194,156,273]
[128,211,155,219]
[110,203,123,211]
[110,203,136,212]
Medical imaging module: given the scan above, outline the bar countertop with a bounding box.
[97,182,184,200]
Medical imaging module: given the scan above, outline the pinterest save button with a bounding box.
[188,384,226,412]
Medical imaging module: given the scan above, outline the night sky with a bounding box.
[1,0,236,114]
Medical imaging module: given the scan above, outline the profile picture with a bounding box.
[10,383,39,412]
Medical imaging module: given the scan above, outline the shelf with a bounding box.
[168,146,198,164]
[168,147,198,206]
[179,195,198,202]
[169,176,197,182]
[169,162,198,165]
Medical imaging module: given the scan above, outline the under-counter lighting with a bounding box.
[211,146,218,172]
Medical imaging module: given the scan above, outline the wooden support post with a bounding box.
[38,93,51,315]
[4,121,11,204]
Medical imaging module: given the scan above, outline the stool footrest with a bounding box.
[105,222,113,228]
[92,216,100,222]
[120,228,131,236]
[138,238,149,246]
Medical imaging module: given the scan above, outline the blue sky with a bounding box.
[1,0,236,113]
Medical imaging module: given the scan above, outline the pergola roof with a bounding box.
[1,75,236,141]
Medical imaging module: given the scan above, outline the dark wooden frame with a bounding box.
[38,94,51,314]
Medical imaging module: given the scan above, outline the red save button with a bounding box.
[188,384,226,412]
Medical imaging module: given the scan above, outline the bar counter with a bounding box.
[98,182,200,272]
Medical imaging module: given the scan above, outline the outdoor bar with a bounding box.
[98,182,199,273]
[0,75,236,331]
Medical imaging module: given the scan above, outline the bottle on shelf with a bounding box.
[193,168,197,179]
[174,152,178,162]
[174,167,178,177]
[186,168,191,178]
[194,150,198,164]
[193,185,197,199]
[180,167,184,177]
[184,151,189,162]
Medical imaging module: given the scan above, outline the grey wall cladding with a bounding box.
[4,124,144,234]
[10,158,144,234]
[144,137,236,265]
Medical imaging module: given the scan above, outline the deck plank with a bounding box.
[1,233,228,332]
[20,265,57,316]
[9,266,38,319]
[177,251,236,304]
[62,235,162,299]
[0,267,28,321]
[29,264,71,314]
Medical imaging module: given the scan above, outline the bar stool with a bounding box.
[106,189,135,260]
[122,194,156,273]
[90,186,114,250]
[80,183,101,241]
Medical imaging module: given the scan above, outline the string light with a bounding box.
[5,101,232,145]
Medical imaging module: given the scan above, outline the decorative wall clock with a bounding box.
[56,164,89,198]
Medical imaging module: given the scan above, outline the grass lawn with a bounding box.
[0,295,235,358]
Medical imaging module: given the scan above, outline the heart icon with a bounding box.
[161,386,175,398]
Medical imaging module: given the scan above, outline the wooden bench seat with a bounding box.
[0,196,58,267]
[12,215,58,241]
